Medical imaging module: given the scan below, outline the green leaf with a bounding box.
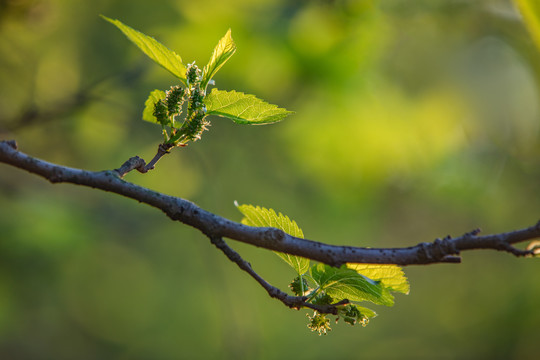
[142,90,166,124]
[236,204,310,275]
[202,29,236,91]
[347,264,410,295]
[102,15,187,84]
[513,0,540,52]
[311,263,394,306]
[205,89,293,124]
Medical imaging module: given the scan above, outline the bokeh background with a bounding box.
[1,0,539,359]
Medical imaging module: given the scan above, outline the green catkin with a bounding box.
[181,62,210,142]
[166,85,185,115]
[153,99,168,126]
[307,312,331,336]
[289,276,309,296]
[186,61,202,86]
[154,62,211,146]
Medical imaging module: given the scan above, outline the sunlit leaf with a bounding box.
[347,263,410,295]
[311,263,394,306]
[206,89,293,124]
[202,29,236,90]
[236,203,310,275]
[102,16,187,84]
[142,90,166,124]
[513,0,540,52]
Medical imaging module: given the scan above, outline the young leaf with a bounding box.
[201,29,236,91]
[311,263,394,306]
[142,90,166,124]
[102,16,187,84]
[236,204,310,275]
[205,89,293,124]
[347,264,410,295]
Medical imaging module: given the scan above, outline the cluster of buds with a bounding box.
[166,85,185,116]
[155,62,211,146]
[289,276,310,296]
[181,62,210,142]
[153,85,185,130]
[307,312,331,335]
[337,304,370,327]
[310,293,333,306]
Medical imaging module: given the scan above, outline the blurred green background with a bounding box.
[1,0,539,359]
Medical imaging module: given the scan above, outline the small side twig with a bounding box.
[209,236,305,309]
[114,143,173,178]
[209,236,352,315]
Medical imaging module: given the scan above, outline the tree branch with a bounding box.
[1,140,539,268]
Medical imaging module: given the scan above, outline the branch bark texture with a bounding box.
[1,140,539,267]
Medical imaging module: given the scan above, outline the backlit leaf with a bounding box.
[206,89,293,124]
[202,29,236,90]
[513,0,540,52]
[102,16,187,84]
[348,263,410,294]
[236,203,310,275]
[311,263,394,306]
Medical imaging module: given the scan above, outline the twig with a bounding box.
[114,143,173,178]
[210,237,305,308]
[209,236,350,314]
[1,140,539,267]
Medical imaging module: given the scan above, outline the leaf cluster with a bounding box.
[102,16,293,148]
[237,204,410,335]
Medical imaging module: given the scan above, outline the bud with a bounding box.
[166,85,185,115]
[153,99,168,126]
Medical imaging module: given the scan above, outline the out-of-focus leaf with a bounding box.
[311,263,394,306]
[514,0,540,52]
[347,263,410,294]
[206,89,293,124]
[202,29,236,90]
[102,16,187,84]
[236,203,310,275]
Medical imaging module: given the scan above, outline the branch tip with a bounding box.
[500,242,534,257]
[526,241,540,256]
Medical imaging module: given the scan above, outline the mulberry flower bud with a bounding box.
[289,276,309,296]
[311,293,333,306]
[186,62,202,86]
[307,312,331,336]
[166,85,185,115]
[338,305,370,327]
[153,99,168,126]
